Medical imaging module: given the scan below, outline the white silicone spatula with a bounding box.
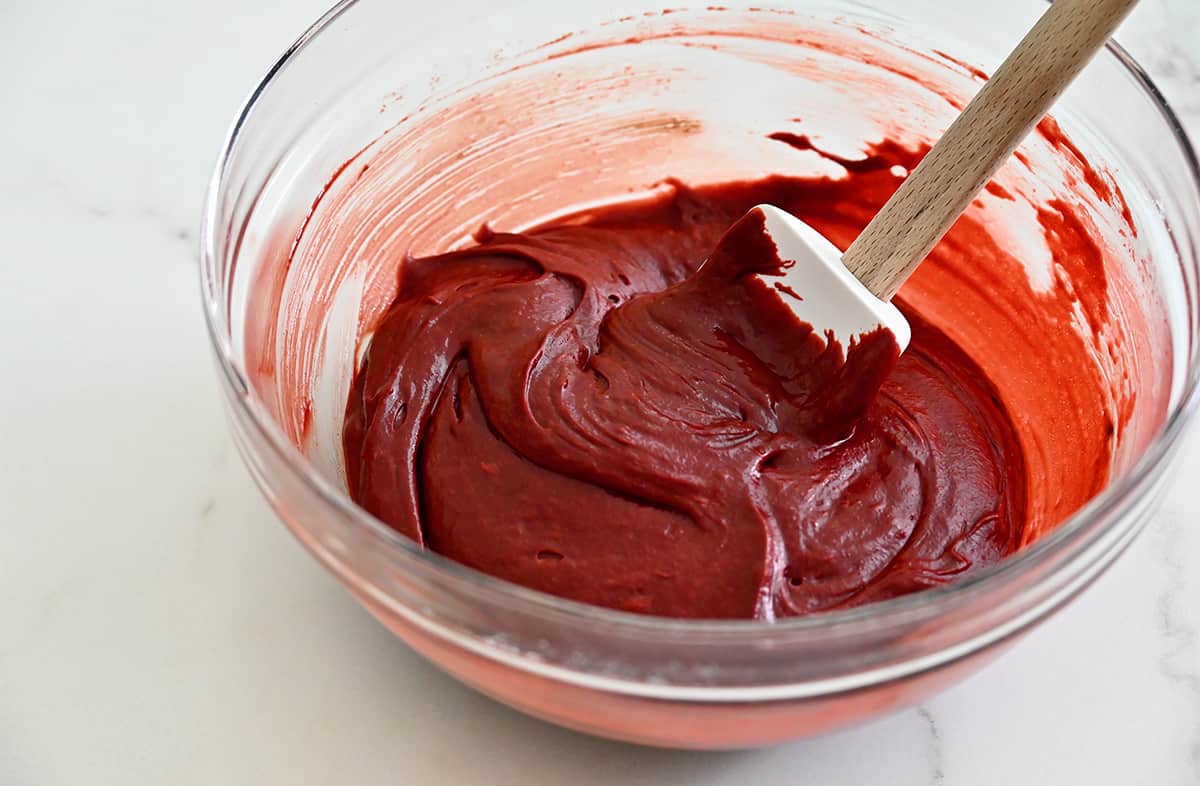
[748,0,1139,352]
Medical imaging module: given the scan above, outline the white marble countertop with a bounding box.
[3,1,1199,783]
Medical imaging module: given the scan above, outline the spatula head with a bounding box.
[752,204,911,353]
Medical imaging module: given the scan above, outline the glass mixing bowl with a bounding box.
[201,0,1200,748]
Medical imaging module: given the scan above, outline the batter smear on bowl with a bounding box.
[343,140,1044,621]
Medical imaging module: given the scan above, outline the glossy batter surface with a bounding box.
[344,161,1027,620]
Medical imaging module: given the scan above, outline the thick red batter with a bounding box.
[343,142,1030,620]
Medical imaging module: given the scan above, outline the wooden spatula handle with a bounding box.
[841,0,1139,301]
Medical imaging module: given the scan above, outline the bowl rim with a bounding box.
[199,0,1200,651]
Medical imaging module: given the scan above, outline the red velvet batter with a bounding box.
[343,143,1028,620]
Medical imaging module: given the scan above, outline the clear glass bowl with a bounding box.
[201,0,1200,748]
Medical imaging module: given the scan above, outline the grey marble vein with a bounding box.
[139,204,198,250]
[1153,512,1200,782]
[917,706,946,786]
[38,173,198,252]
